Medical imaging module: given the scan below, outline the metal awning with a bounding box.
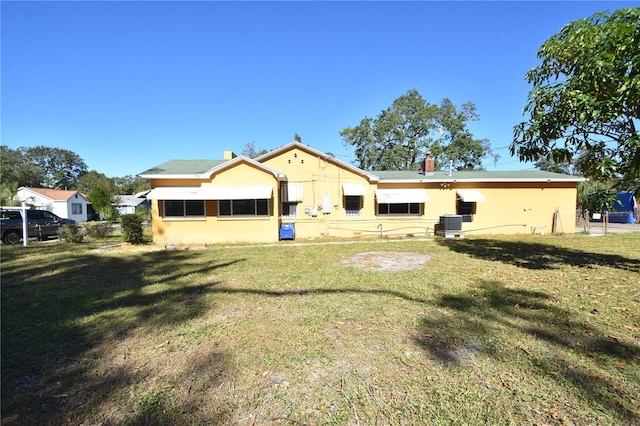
[456,190,486,202]
[147,186,273,200]
[281,183,304,202]
[375,188,430,203]
[146,187,204,200]
[201,186,273,200]
[342,183,366,196]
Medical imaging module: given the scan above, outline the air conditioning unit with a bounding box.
[437,214,464,238]
[440,214,462,231]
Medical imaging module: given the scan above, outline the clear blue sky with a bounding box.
[2,1,636,178]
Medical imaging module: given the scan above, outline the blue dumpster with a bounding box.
[279,222,295,240]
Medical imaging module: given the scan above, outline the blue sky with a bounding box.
[2,1,636,178]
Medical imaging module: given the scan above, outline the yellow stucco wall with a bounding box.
[149,161,280,244]
[147,146,578,245]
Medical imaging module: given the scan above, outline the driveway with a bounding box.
[585,222,640,235]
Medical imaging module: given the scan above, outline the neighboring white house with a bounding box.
[16,187,89,222]
[114,194,150,215]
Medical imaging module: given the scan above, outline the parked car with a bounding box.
[0,209,76,245]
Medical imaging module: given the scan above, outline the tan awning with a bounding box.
[457,190,486,202]
[375,188,430,203]
[342,183,366,196]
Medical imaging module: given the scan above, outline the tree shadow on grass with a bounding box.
[414,279,640,422]
[437,238,640,272]
[1,247,244,425]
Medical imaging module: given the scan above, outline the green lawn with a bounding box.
[1,233,639,425]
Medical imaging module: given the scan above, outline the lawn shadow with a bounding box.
[437,238,640,272]
[414,279,640,422]
[1,247,243,425]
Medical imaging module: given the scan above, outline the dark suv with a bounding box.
[0,209,76,244]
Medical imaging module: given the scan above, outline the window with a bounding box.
[377,203,421,215]
[219,199,269,216]
[456,200,476,222]
[344,196,362,217]
[163,200,205,217]
[281,202,298,217]
[72,203,83,215]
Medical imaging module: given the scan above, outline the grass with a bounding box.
[1,233,639,425]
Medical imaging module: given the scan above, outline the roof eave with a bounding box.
[378,177,587,183]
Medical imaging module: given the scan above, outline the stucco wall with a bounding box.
[147,147,579,245]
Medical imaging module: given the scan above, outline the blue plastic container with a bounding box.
[279,222,295,240]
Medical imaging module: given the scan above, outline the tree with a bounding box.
[341,89,492,171]
[88,184,118,221]
[0,146,44,200]
[112,175,150,195]
[241,141,268,159]
[21,146,88,189]
[76,170,114,195]
[511,8,640,191]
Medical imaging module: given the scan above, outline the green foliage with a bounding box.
[59,224,84,244]
[22,146,88,189]
[341,89,493,171]
[89,184,116,220]
[112,175,151,195]
[512,8,640,191]
[83,222,114,240]
[76,170,115,195]
[135,203,151,222]
[120,214,144,244]
[0,146,44,198]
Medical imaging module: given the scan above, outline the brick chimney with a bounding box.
[424,153,435,175]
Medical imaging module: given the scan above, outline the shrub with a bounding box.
[120,214,144,244]
[135,203,151,222]
[59,224,84,243]
[83,221,115,240]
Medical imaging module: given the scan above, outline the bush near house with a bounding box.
[120,213,144,244]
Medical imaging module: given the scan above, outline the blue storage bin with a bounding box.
[279,222,295,240]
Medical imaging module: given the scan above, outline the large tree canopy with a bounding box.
[511,8,640,190]
[341,89,492,171]
[19,145,88,189]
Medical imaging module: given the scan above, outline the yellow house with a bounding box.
[138,141,584,245]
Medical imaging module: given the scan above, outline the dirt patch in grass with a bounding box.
[340,251,431,271]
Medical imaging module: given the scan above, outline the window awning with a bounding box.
[342,183,366,196]
[375,188,430,203]
[146,187,204,200]
[281,183,304,202]
[147,186,273,200]
[457,190,486,202]
[201,185,273,200]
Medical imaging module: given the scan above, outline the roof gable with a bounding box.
[18,187,88,202]
[138,156,286,180]
[256,141,379,182]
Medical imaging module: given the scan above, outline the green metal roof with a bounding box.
[139,159,227,176]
